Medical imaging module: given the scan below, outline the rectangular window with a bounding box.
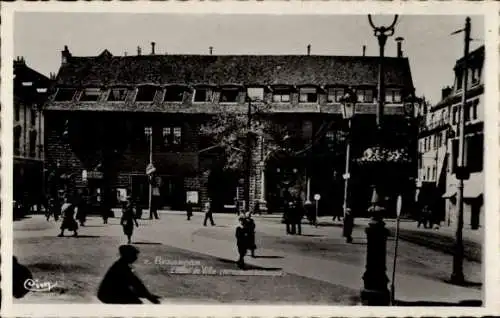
[162,127,182,147]
[456,72,463,90]
[29,130,37,157]
[108,88,128,101]
[162,127,172,146]
[173,127,182,145]
[54,88,76,101]
[14,126,21,156]
[426,167,430,180]
[219,88,239,103]
[30,109,36,127]
[272,87,291,103]
[357,89,373,103]
[80,88,101,102]
[247,87,264,101]
[327,88,344,103]
[15,104,20,122]
[467,134,483,172]
[193,88,213,103]
[164,87,186,102]
[432,166,437,180]
[22,81,33,87]
[299,87,317,103]
[385,89,402,103]
[136,86,157,102]
[471,100,479,120]
[452,107,458,124]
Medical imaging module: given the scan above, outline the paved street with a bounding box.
[14,211,482,306]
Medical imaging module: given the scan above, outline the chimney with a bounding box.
[137,46,142,56]
[151,42,156,55]
[124,51,128,57]
[61,45,71,64]
[395,37,404,58]
[209,46,213,55]
[441,86,453,100]
[307,44,311,56]
[362,45,366,57]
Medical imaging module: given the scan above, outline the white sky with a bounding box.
[14,13,484,104]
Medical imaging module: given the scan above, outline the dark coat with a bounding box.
[97,259,150,304]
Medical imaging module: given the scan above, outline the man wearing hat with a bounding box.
[97,245,160,304]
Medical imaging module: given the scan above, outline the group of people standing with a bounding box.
[235,212,257,268]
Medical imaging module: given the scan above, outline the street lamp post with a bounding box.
[361,14,398,306]
[340,87,358,243]
[144,127,153,215]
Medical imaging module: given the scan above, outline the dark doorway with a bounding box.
[208,168,238,213]
[470,198,482,230]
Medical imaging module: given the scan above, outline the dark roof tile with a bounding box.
[56,54,414,89]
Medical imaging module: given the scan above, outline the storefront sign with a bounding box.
[87,171,103,179]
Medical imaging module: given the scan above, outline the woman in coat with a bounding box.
[58,196,78,237]
[121,197,139,244]
[245,213,257,258]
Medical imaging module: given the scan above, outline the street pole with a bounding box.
[390,195,403,305]
[361,15,398,306]
[342,119,352,231]
[451,16,471,285]
[148,129,153,215]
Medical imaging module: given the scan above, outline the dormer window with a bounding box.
[136,86,157,102]
[356,89,374,103]
[247,87,265,101]
[80,88,102,102]
[327,87,344,103]
[299,87,317,103]
[471,67,480,85]
[219,87,240,103]
[272,86,291,103]
[385,89,401,103]
[54,88,77,101]
[164,86,187,102]
[108,88,128,101]
[456,71,463,90]
[193,86,213,103]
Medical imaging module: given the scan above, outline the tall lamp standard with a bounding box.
[340,87,358,243]
[361,14,398,306]
[144,126,153,214]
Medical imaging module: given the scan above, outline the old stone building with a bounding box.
[13,57,52,207]
[44,44,416,215]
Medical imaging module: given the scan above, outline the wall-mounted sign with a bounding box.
[186,191,199,204]
[87,171,103,179]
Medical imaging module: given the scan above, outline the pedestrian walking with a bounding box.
[417,204,431,229]
[121,196,139,244]
[149,175,161,220]
[58,196,78,237]
[46,196,60,221]
[235,216,248,268]
[203,198,215,226]
[13,256,33,299]
[244,212,257,257]
[293,198,304,236]
[97,245,161,304]
[76,189,88,226]
[284,200,294,234]
[342,207,354,243]
[186,201,193,221]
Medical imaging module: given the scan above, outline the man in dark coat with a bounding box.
[342,208,354,243]
[97,245,160,304]
[235,216,248,268]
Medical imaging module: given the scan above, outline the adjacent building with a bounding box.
[44,44,416,215]
[13,57,52,207]
[416,45,484,229]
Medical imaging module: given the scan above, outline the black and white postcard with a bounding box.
[1,2,499,317]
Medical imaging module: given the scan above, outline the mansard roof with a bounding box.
[55,52,414,89]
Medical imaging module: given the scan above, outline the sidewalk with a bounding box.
[135,216,482,305]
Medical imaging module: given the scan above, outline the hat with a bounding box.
[119,245,139,257]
